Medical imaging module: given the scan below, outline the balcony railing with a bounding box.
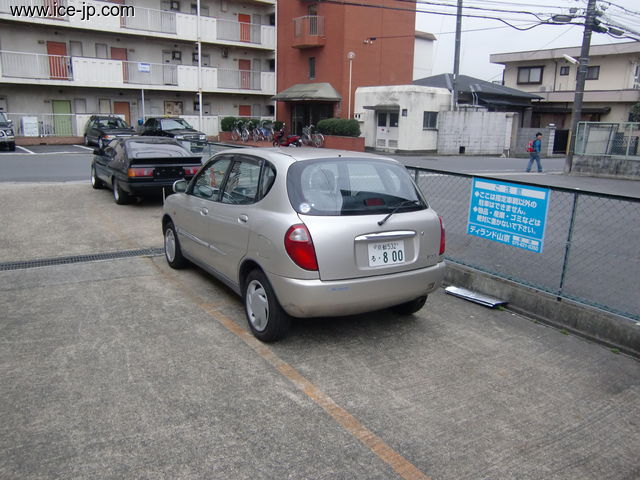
[217,18,262,44]
[122,7,176,34]
[0,50,73,80]
[0,51,275,94]
[292,16,325,49]
[1,0,276,49]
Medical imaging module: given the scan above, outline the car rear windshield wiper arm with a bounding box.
[377,200,420,226]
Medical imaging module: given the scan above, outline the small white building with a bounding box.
[354,85,450,153]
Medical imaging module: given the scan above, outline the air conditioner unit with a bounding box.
[539,86,547,92]
[221,47,229,58]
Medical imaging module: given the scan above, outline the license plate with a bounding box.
[368,240,406,267]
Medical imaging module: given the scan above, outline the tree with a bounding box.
[629,102,640,122]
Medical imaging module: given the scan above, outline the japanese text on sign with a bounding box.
[467,179,550,253]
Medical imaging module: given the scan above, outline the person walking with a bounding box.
[526,132,543,173]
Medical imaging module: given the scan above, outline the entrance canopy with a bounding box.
[363,104,400,112]
[272,83,342,102]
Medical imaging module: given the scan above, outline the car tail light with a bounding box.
[128,167,154,177]
[184,165,200,176]
[438,215,446,255]
[284,224,318,271]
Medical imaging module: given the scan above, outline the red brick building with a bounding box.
[275,0,416,134]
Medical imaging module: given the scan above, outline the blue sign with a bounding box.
[467,178,550,253]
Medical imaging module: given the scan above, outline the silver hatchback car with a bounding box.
[162,148,446,341]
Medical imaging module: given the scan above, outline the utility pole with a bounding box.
[452,0,463,111]
[565,0,598,173]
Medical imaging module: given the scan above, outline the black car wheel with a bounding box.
[113,178,130,205]
[8,142,15,152]
[391,296,427,315]
[91,165,103,189]
[244,269,291,342]
[164,220,187,269]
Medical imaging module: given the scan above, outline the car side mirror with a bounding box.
[173,179,188,193]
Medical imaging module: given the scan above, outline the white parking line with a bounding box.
[74,145,94,151]
[16,146,36,154]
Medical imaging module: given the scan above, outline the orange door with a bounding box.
[238,59,251,90]
[111,47,128,82]
[238,14,251,42]
[47,42,68,79]
[113,102,131,126]
[238,105,251,117]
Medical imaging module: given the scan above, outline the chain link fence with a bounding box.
[408,167,640,321]
[576,121,640,158]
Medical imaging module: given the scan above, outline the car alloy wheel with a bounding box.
[246,279,269,332]
[113,178,129,205]
[91,165,102,189]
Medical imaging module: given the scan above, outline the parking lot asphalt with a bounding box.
[1,182,639,480]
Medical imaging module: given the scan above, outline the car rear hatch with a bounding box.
[287,157,442,281]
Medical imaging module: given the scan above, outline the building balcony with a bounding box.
[0,0,276,50]
[292,16,325,49]
[0,51,276,95]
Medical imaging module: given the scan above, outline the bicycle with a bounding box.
[301,124,324,148]
[256,120,274,142]
[231,120,249,142]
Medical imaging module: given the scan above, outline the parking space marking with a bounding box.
[151,259,431,480]
[74,145,94,151]
[16,146,35,154]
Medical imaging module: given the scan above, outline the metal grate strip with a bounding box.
[0,248,165,271]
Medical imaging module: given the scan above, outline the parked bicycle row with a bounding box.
[230,120,324,148]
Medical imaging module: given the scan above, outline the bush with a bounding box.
[317,118,360,137]
[274,121,284,131]
[220,116,236,132]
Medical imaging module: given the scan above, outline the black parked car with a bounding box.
[91,137,202,205]
[140,117,207,152]
[84,115,135,147]
[0,112,15,151]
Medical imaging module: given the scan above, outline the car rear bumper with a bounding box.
[122,177,193,195]
[267,261,446,318]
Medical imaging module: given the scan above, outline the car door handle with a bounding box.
[238,214,248,223]
[200,207,208,216]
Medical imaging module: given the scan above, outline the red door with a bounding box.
[111,47,128,83]
[238,14,251,42]
[114,102,131,125]
[239,105,251,117]
[238,59,251,90]
[47,42,68,80]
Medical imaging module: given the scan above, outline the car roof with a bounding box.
[208,147,399,168]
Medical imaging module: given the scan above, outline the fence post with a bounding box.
[558,192,579,299]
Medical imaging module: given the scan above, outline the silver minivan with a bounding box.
[162,148,445,341]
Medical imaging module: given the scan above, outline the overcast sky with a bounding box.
[414,0,640,81]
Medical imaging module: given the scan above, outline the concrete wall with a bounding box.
[437,110,516,155]
[572,156,640,180]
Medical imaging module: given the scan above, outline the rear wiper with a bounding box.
[377,200,421,226]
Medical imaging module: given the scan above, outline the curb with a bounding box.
[444,262,640,358]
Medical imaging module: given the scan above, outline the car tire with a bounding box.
[112,178,130,205]
[391,296,427,315]
[8,142,16,152]
[164,220,187,269]
[91,165,103,189]
[244,269,291,342]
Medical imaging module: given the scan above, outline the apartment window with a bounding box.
[517,66,543,84]
[560,66,569,76]
[69,41,83,57]
[423,111,438,129]
[95,43,108,59]
[309,57,316,80]
[190,3,209,16]
[586,65,600,80]
[74,98,87,114]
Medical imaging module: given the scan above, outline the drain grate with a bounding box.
[0,247,165,271]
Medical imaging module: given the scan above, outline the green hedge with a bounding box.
[317,118,360,137]
[220,117,264,131]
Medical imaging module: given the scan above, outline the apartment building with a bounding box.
[0,0,276,137]
[491,42,640,150]
[274,0,416,135]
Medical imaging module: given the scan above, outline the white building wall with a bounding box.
[354,85,450,152]
[413,38,434,80]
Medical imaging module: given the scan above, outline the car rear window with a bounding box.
[126,141,191,158]
[287,158,426,216]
